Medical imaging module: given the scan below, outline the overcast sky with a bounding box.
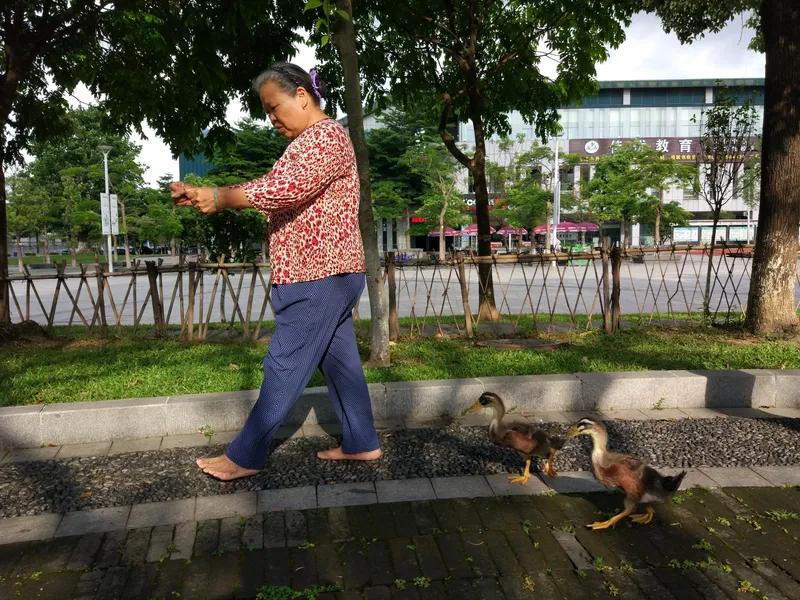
[133,12,765,187]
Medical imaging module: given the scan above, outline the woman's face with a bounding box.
[259,80,313,140]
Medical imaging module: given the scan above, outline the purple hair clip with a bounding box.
[309,67,322,100]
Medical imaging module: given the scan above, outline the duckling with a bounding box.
[464,392,565,484]
[567,418,687,530]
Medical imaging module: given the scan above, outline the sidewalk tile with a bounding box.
[679,408,728,419]
[56,506,131,537]
[3,446,59,463]
[750,466,800,486]
[55,441,112,459]
[431,475,494,499]
[715,407,776,419]
[0,513,61,544]
[540,470,607,493]
[485,472,550,496]
[596,409,651,421]
[274,425,303,440]
[128,498,196,528]
[210,430,239,445]
[376,478,436,503]
[317,482,377,508]
[146,524,175,563]
[373,419,404,431]
[760,407,800,419]
[302,423,342,438]
[258,486,317,512]
[195,491,257,521]
[171,521,196,561]
[159,433,210,449]
[639,409,689,420]
[530,411,588,424]
[699,466,772,487]
[682,468,719,489]
[109,437,162,455]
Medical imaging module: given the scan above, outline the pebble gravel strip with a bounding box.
[1,416,798,518]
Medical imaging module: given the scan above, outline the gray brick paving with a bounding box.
[145,524,175,563]
[485,472,551,496]
[317,482,377,507]
[376,478,436,503]
[431,475,494,499]
[127,497,196,528]
[540,470,607,493]
[699,466,772,487]
[55,441,112,459]
[170,521,196,561]
[682,467,720,489]
[0,513,61,544]
[56,506,131,537]
[195,491,257,520]
[257,485,317,512]
[159,432,210,449]
[751,465,800,486]
[2,445,59,463]
[108,436,162,455]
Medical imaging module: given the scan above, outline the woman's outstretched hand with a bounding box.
[170,182,219,214]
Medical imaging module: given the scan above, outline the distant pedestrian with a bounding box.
[171,63,381,480]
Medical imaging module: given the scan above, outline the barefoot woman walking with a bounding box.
[171,63,381,480]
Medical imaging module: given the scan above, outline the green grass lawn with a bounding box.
[2,318,799,407]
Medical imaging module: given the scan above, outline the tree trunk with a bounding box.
[16,234,24,272]
[43,228,50,265]
[655,190,664,245]
[619,217,626,248]
[746,0,800,334]
[438,201,447,262]
[468,97,498,320]
[333,0,390,366]
[0,163,7,323]
[703,210,720,319]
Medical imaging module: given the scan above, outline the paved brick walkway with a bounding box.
[1,485,799,599]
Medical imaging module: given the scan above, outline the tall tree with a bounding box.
[693,90,758,317]
[646,1,799,333]
[370,1,635,319]
[0,1,301,322]
[402,137,470,261]
[582,141,653,246]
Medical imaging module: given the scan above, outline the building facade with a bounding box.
[458,78,765,247]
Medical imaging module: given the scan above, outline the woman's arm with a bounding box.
[170,183,250,214]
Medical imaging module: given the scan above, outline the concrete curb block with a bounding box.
[2,369,799,449]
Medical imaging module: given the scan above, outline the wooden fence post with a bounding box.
[145,261,165,336]
[610,244,621,333]
[602,237,612,334]
[185,260,197,341]
[457,252,474,338]
[387,252,400,341]
[94,263,108,334]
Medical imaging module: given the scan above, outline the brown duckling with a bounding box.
[464,392,565,484]
[567,418,687,530]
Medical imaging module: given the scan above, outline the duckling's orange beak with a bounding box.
[462,401,483,416]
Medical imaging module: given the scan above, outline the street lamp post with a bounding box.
[98,145,113,273]
[551,138,561,252]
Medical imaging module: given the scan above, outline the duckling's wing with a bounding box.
[500,428,540,455]
[606,451,644,472]
[594,462,646,499]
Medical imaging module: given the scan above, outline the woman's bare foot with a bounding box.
[316,446,383,461]
[196,454,259,481]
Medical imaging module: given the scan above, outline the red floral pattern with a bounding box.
[238,119,366,284]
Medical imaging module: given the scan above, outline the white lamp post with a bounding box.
[98,145,113,273]
[551,138,561,252]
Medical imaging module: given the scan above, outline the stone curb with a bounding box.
[2,369,799,449]
[2,465,798,546]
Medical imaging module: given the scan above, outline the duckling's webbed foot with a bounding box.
[508,459,531,485]
[586,507,634,530]
[543,449,558,478]
[629,506,655,525]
